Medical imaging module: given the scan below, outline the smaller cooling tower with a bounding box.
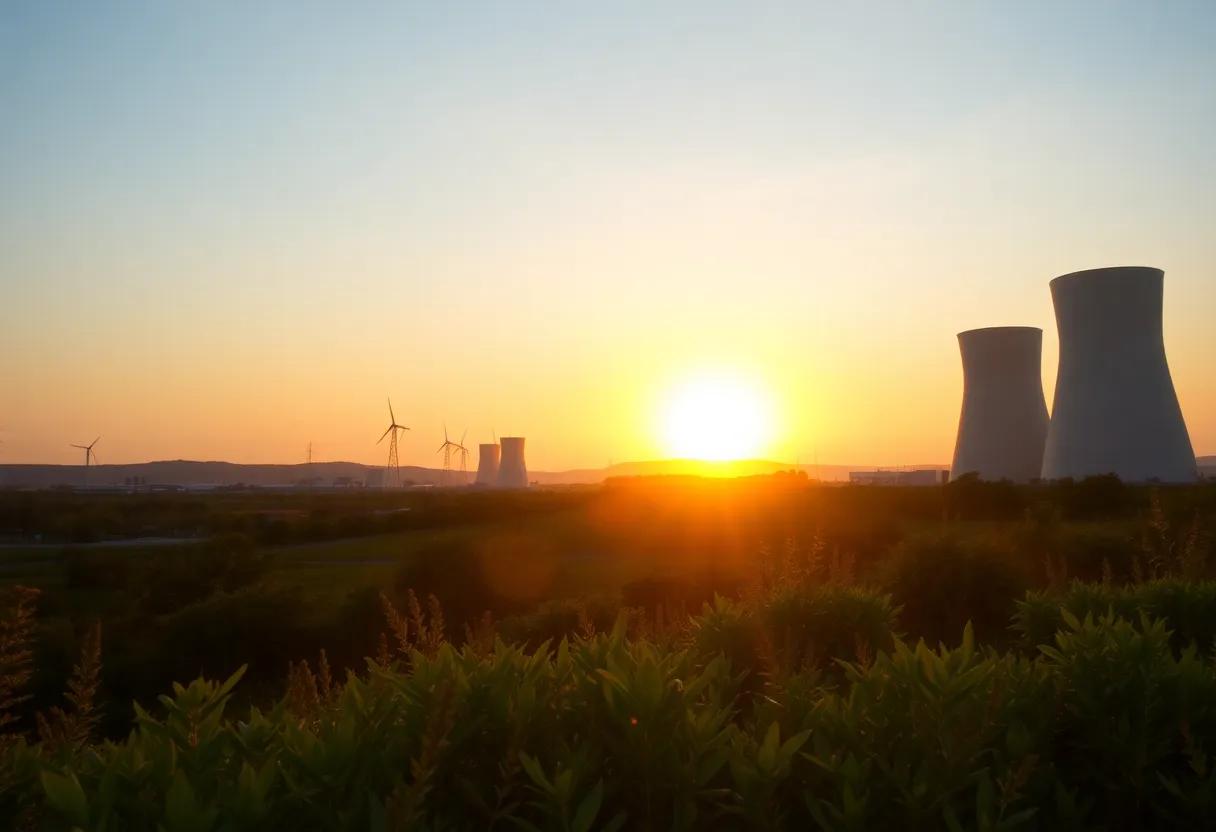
[950,326,1050,483]
[475,443,501,485]
[496,437,528,489]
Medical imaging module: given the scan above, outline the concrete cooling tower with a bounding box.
[950,327,1050,483]
[1041,266,1196,483]
[475,443,500,485]
[496,437,528,489]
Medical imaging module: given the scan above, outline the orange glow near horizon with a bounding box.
[660,371,775,463]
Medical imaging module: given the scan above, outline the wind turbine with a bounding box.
[377,399,409,488]
[437,424,460,486]
[453,429,471,484]
[70,436,101,489]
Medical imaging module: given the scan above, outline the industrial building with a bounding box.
[950,326,1049,483]
[849,469,948,486]
[475,443,501,485]
[1041,267,1196,482]
[496,437,529,489]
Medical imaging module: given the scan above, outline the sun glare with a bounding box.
[661,372,773,462]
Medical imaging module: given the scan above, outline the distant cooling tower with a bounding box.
[496,437,528,489]
[1041,266,1196,483]
[475,443,501,485]
[950,327,1050,483]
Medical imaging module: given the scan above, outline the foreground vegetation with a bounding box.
[6,582,1216,830]
[2,475,1215,827]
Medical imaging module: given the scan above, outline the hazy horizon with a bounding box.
[4,2,1215,470]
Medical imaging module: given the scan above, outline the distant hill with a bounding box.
[0,460,437,489]
[0,457,950,488]
[1200,456,1216,479]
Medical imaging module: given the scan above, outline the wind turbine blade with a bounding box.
[388,398,396,425]
[92,436,101,448]
[378,425,393,444]
[460,429,467,447]
[91,450,100,465]
[70,444,87,449]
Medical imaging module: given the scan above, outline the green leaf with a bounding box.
[999,807,1039,828]
[367,791,388,832]
[40,770,89,826]
[518,753,552,793]
[165,770,201,832]
[942,802,966,832]
[1158,772,1184,797]
[572,780,604,832]
[778,729,812,766]
[601,811,629,832]
[758,722,780,774]
[1060,607,1082,632]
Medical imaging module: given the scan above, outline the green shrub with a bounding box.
[691,595,761,674]
[61,550,132,591]
[497,595,627,648]
[1041,609,1216,828]
[880,531,1031,648]
[4,611,1216,829]
[1015,578,1216,654]
[393,537,516,627]
[1057,524,1142,583]
[756,584,899,673]
[104,583,319,712]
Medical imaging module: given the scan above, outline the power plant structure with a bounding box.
[496,437,528,489]
[950,327,1049,483]
[1041,266,1196,483]
[475,443,500,485]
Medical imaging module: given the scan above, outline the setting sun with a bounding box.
[660,372,774,461]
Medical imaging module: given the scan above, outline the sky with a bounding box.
[2,1,1215,471]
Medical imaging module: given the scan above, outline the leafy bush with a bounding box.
[880,531,1031,648]
[755,584,899,675]
[691,595,761,676]
[102,583,319,717]
[1015,578,1216,654]
[393,537,516,628]
[3,611,1215,829]
[620,573,744,615]
[61,550,132,591]
[1040,610,1216,826]
[1057,524,1142,583]
[497,595,627,648]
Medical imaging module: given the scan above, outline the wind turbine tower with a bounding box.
[70,436,101,489]
[377,399,409,488]
[437,425,460,486]
[453,430,471,484]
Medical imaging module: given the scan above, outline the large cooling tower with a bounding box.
[950,326,1050,483]
[1041,266,1196,483]
[475,443,501,485]
[496,437,528,489]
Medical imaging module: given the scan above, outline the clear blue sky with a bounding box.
[2,1,1214,469]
